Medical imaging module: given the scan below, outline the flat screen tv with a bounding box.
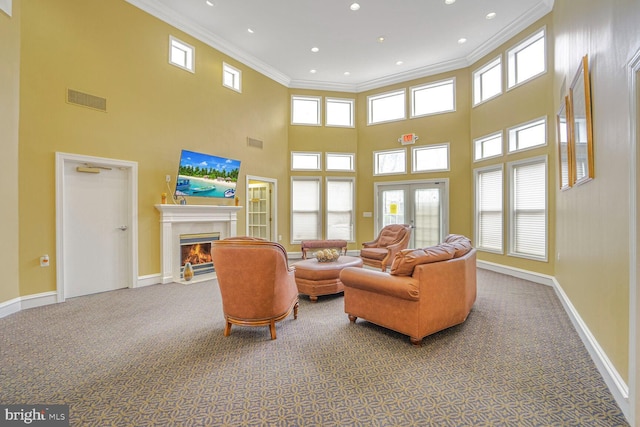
[174,149,241,199]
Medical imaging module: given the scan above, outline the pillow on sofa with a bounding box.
[390,245,456,276]
[443,234,472,258]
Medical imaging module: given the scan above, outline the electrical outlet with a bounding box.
[166,175,171,183]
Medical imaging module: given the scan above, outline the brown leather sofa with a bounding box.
[341,235,476,346]
[360,224,412,271]
[211,237,299,340]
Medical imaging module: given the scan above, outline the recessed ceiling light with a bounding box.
[445,0,455,4]
[344,71,351,76]
[310,69,317,74]
[311,47,319,53]
[396,61,404,65]
[350,3,360,11]
[247,28,254,34]
[458,38,467,44]
[486,12,497,19]
[205,0,214,6]
[377,36,385,43]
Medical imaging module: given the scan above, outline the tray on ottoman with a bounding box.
[294,255,363,302]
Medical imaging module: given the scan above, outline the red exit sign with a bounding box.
[398,133,418,145]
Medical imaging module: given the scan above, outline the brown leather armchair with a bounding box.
[360,224,412,271]
[211,237,299,340]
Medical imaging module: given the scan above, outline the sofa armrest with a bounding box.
[340,267,419,301]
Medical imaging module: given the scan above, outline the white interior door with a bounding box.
[246,176,277,241]
[376,180,448,248]
[58,154,136,299]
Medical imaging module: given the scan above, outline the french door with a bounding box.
[375,180,448,248]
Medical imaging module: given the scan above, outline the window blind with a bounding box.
[477,168,503,252]
[512,160,546,258]
[291,178,320,241]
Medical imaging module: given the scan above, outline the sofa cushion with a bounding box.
[443,235,472,258]
[390,244,455,276]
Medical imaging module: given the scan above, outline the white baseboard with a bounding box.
[136,273,162,288]
[478,261,630,420]
[0,297,21,318]
[0,291,59,319]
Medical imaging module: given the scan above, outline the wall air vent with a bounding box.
[67,89,107,112]
[247,137,263,149]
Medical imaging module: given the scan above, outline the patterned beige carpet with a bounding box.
[0,269,629,426]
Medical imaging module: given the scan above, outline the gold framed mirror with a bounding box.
[556,95,572,190]
[568,54,594,184]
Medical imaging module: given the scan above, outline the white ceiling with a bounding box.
[126,0,553,92]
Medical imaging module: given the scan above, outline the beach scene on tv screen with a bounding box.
[175,150,241,199]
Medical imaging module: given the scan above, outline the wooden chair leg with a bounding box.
[224,320,232,337]
[348,314,357,323]
[293,302,299,319]
[269,320,277,340]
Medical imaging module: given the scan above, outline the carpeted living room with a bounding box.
[1,0,639,426]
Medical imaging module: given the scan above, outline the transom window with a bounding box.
[374,149,406,175]
[507,28,546,89]
[326,153,355,171]
[411,78,455,118]
[473,56,502,106]
[291,96,321,126]
[474,132,503,161]
[169,36,194,73]
[291,152,321,171]
[508,117,547,153]
[412,144,449,172]
[222,62,242,92]
[326,98,355,128]
[368,90,406,125]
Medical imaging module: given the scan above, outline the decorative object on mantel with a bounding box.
[315,249,341,262]
[183,262,194,282]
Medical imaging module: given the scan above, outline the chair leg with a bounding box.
[224,320,232,337]
[293,301,299,319]
[269,320,277,340]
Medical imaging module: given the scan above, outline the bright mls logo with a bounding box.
[1,405,69,426]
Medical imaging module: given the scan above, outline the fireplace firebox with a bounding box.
[179,232,220,279]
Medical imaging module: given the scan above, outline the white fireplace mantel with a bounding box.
[155,204,241,284]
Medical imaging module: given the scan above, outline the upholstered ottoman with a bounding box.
[294,255,363,302]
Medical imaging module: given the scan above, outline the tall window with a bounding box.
[326,98,354,127]
[474,166,503,253]
[508,117,546,153]
[291,96,321,125]
[326,178,354,241]
[411,78,455,118]
[509,157,547,260]
[222,62,241,92]
[169,36,194,73]
[291,177,321,242]
[368,89,406,125]
[474,132,503,161]
[473,56,502,106]
[508,28,546,89]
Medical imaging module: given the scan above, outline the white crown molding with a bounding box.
[125,0,291,87]
[126,0,553,93]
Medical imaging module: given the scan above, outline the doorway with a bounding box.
[246,175,277,241]
[55,153,138,301]
[375,180,449,248]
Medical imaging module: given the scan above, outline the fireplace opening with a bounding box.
[179,232,220,279]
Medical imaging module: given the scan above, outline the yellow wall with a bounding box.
[552,0,640,383]
[0,0,20,303]
[469,15,556,276]
[18,0,289,295]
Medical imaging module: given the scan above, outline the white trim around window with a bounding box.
[169,36,195,73]
[291,176,322,243]
[410,78,456,118]
[412,143,450,173]
[291,95,321,126]
[507,155,548,261]
[326,152,355,172]
[474,164,504,254]
[507,27,547,90]
[326,97,355,128]
[473,131,503,162]
[367,89,406,125]
[473,55,502,106]
[291,152,322,171]
[326,177,355,242]
[507,116,547,153]
[374,148,407,176]
[222,62,242,93]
